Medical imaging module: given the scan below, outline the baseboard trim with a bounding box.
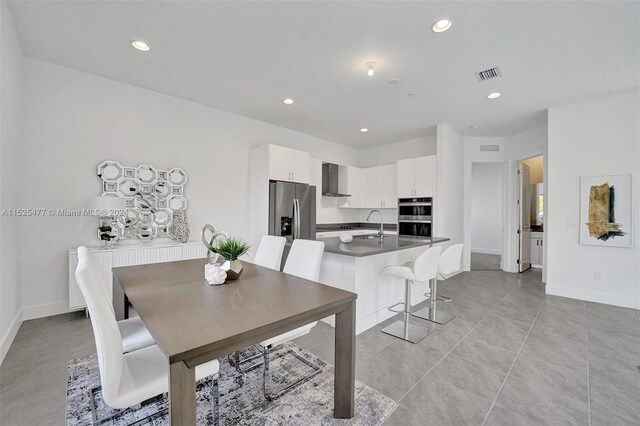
[546,285,640,310]
[22,300,69,321]
[471,248,502,256]
[1,309,23,365]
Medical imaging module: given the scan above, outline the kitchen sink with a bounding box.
[353,234,381,239]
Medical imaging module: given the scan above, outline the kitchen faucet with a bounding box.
[366,209,384,238]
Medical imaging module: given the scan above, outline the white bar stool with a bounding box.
[381,245,442,343]
[412,244,460,325]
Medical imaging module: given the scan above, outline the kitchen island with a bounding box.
[317,234,450,333]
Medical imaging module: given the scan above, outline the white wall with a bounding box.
[435,124,464,246]
[357,135,437,168]
[471,163,503,255]
[0,0,24,363]
[547,90,640,309]
[17,57,361,319]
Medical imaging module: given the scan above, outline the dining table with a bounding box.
[112,258,358,425]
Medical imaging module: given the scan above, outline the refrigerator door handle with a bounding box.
[292,198,299,240]
[295,198,301,239]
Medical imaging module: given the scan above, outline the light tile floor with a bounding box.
[1,269,639,425]
[470,253,502,271]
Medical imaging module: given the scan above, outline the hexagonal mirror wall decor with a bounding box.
[96,161,188,243]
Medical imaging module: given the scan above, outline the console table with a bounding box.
[68,241,207,312]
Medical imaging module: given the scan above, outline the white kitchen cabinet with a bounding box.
[363,165,397,208]
[530,232,543,267]
[397,155,436,198]
[309,158,323,207]
[414,156,436,197]
[268,144,309,183]
[382,164,398,208]
[397,158,415,198]
[364,166,384,208]
[339,166,365,208]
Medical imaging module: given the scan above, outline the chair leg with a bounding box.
[381,279,432,343]
[261,344,322,401]
[227,346,265,374]
[211,376,220,426]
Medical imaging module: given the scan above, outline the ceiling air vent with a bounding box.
[479,144,500,152]
[475,66,502,82]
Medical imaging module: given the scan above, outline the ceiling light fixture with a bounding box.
[470,124,479,129]
[487,92,501,99]
[360,128,369,133]
[131,40,150,52]
[408,92,419,97]
[282,98,294,105]
[366,62,376,77]
[432,19,452,33]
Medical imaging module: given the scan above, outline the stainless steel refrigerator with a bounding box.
[269,181,316,243]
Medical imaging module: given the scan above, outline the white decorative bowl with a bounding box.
[339,233,353,243]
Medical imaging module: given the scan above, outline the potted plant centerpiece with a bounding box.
[209,236,250,280]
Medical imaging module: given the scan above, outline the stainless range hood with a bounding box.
[322,163,351,197]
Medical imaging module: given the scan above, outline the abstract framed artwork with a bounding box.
[580,174,632,247]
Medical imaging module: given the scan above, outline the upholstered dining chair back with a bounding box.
[75,247,124,405]
[253,235,287,271]
[283,239,325,281]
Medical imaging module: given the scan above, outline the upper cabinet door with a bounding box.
[414,155,436,197]
[383,164,398,208]
[289,150,310,183]
[340,166,364,208]
[396,158,415,198]
[268,145,310,183]
[364,166,384,208]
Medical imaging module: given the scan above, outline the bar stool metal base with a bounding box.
[381,315,432,344]
[380,278,432,344]
[413,278,455,325]
[412,307,455,325]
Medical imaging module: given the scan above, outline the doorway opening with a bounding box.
[470,162,505,271]
[518,155,544,273]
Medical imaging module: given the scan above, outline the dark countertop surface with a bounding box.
[318,235,450,257]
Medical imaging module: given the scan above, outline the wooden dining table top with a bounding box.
[112,258,357,365]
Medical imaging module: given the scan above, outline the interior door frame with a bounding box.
[512,151,547,282]
[517,161,532,272]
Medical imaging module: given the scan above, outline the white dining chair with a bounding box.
[433,243,464,302]
[253,235,287,270]
[75,255,220,422]
[77,246,155,353]
[258,239,325,400]
[382,245,442,343]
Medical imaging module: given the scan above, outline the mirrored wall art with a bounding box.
[97,160,188,242]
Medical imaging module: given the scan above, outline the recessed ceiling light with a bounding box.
[470,124,479,129]
[360,128,369,133]
[388,77,401,85]
[408,92,419,97]
[366,62,376,77]
[432,19,452,33]
[282,98,294,105]
[487,92,501,99]
[131,40,150,52]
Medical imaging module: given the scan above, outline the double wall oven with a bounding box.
[398,197,432,238]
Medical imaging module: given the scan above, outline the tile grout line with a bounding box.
[586,302,591,426]
[393,291,513,407]
[480,297,545,426]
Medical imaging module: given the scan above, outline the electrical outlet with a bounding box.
[594,271,602,281]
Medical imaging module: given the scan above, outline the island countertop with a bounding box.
[317,235,450,257]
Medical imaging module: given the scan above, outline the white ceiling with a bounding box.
[7,1,639,148]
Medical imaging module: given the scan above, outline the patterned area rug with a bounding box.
[66,342,397,425]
